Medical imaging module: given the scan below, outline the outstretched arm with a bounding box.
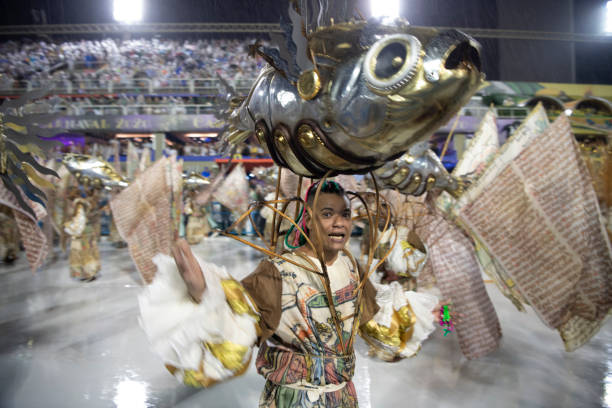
[138,239,262,388]
[171,238,206,303]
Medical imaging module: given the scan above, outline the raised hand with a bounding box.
[171,238,206,303]
[381,268,400,284]
[432,299,464,321]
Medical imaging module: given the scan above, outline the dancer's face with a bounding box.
[305,193,352,256]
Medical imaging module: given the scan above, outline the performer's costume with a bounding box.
[59,153,130,279]
[64,196,101,280]
[361,224,427,291]
[139,250,437,407]
[184,196,211,245]
[108,215,127,248]
[108,188,127,248]
[0,204,20,263]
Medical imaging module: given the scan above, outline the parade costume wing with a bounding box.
[0,92,62,217]
[110,157,176,284]
[0,92,61,271]
[0,180,49,271]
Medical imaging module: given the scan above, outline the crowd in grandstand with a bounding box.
[0,37,264,90]
[18,93,219,115]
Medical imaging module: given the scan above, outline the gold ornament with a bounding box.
[297,69,322,101]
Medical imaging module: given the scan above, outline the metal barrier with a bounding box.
[3,78,530,121]
[50,104,216,115]
[494,107,530,118]
[3,76,255,96]
[38,101,531,119]
[458,105,530,119]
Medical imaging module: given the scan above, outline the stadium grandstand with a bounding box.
[0,34,275,172]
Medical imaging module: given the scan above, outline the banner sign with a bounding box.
[44,114,225,132]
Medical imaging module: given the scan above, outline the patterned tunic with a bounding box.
[139,249,437,408]
[243,251,378,408]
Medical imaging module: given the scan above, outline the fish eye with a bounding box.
[363,34,422,95]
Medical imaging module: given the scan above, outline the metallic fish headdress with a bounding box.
[220,3,483,196]
[183,172,210,191]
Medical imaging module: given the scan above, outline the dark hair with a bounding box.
[285,180,348,249]
[305,180,346,207]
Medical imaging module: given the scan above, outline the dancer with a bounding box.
[108,187,127,248]
[184,190,211,245]
[64,187,101,281]
[140,180,452,407]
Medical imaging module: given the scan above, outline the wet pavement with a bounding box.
[0,236,610,408]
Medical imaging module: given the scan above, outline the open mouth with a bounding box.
[328,232,346,243]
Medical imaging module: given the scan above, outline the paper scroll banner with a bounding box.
[437,107,550,312]
[417,203,502,360]
[212,164,249,214]
[456,114,612,350]
[452,108,500,179]
[111,157,176,284]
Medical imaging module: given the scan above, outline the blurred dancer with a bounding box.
[0,205,20,263]
[108,214,127,248]
[64,187,101,281]
[184,190,211,245]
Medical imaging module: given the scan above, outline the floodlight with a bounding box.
[113,0,143,23]
[371,0,399,18]
[606,1,612,32]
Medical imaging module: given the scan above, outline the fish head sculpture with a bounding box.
[235,18,483,182]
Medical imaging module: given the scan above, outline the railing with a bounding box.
[44,103,532,118]
[493,106,530,118]
[458,105,530,119]
[51,104,217,115]
[3,78,532,120]
[0,76,256,95]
